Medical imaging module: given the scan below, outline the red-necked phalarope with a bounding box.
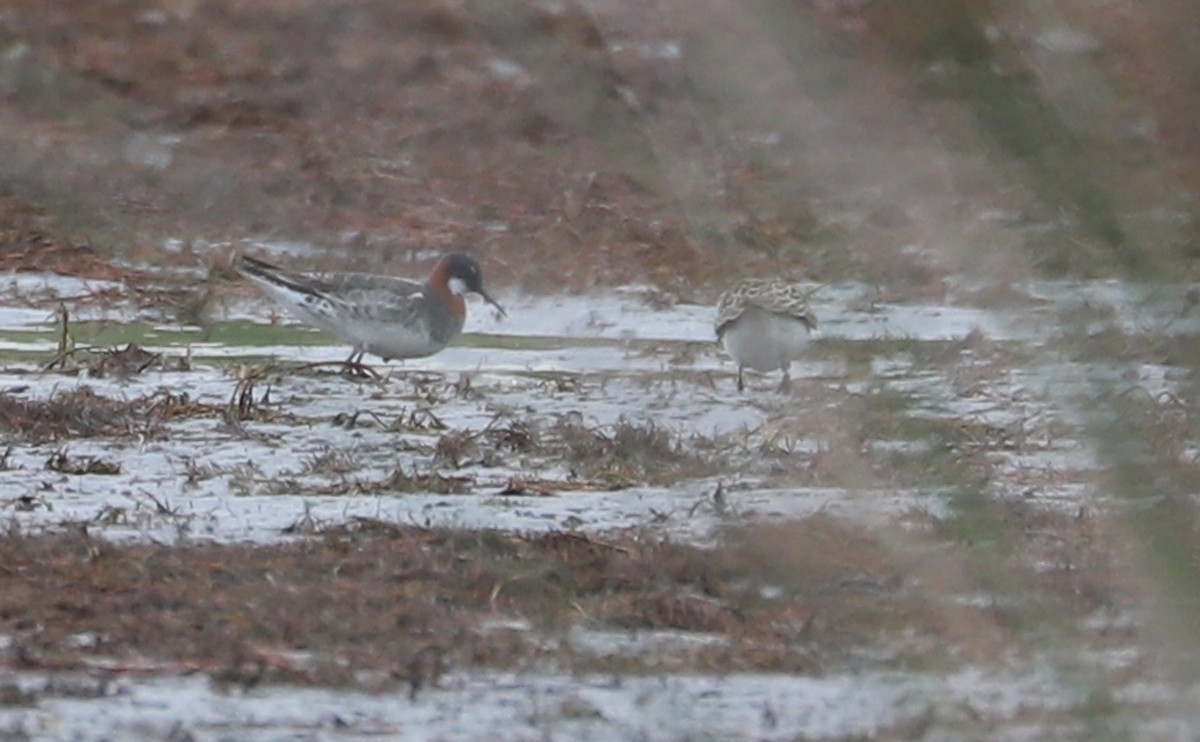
[237,253,506,367]
[715,278,817,393]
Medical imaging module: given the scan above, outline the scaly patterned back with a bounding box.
[715,279,817,338]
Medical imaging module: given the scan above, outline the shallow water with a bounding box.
[1,271,1198,737]
[0,273,1192,544]
[0,662,1082,741]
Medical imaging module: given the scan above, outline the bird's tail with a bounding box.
[236,254,284,279]
[236,254,318,298]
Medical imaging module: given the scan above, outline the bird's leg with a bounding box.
[776,367,791,394]
[737,366,745,393]
[293,352,381,380]
[341,349,375,378]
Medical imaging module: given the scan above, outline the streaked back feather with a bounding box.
[715,278,817,338]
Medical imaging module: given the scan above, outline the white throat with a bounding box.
[447,277,469,296]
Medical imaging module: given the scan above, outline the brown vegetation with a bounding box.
[0,0,1194,296]
[0,514,1008,691]
[0,3,1195,732]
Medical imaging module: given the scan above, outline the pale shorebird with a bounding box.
[714,278,817,392]
[236,253,505,370]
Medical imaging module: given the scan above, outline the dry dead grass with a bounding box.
[551,416,725,487]
[0,514,1030,689]
[2,0,1190,297]
[0,352,1155,699]
[0,387,167,443]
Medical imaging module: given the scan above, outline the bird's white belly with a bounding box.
[285,300,445,360]
[361,324,446,360]
[721,310,812,371]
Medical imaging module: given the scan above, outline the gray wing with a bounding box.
[301,271,429,323]
[302,271,423,300]
[239,257,425,312]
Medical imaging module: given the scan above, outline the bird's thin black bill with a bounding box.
[479,289,507,317]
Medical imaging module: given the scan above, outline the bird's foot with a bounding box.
[337,351,381,380]
[291,359,382,380]
[340,359,381,379]
[776,372,791,394]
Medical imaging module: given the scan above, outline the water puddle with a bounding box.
[0,270,1196,737]
[0,663,1079,741]
[0,272,1193,544]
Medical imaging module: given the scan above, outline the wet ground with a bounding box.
[1,265,1192,546]
[0,263,1197,738]
[2,0,1200,738]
